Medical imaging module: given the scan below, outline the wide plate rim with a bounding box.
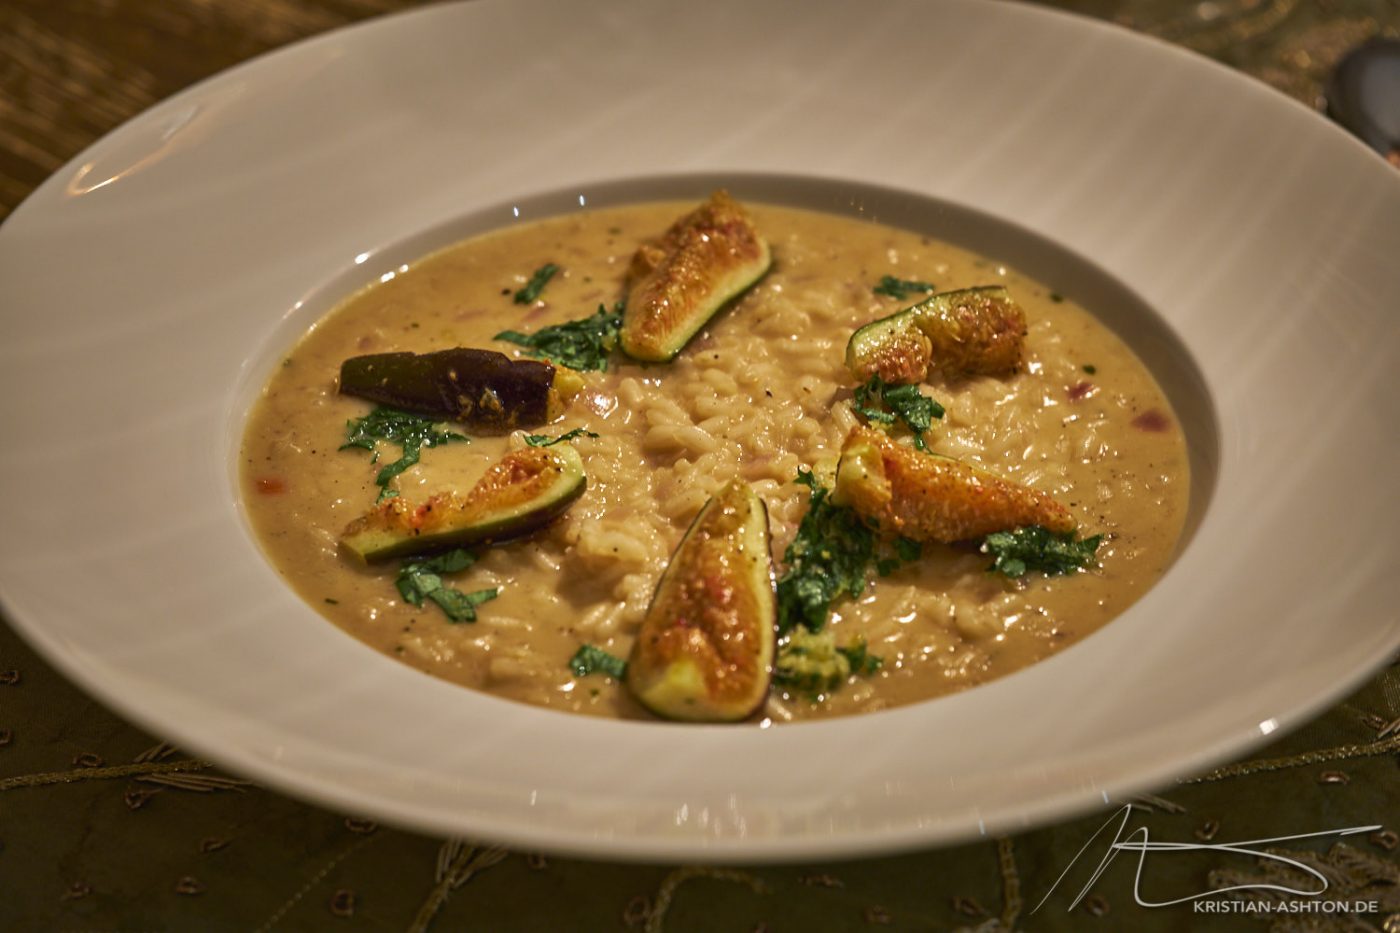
[1,0,1397,861]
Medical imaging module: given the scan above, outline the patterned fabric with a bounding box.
[2,1,1397,929]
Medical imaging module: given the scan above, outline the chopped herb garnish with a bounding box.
[513,262,559,304]
[324,597,339,605]
[837,638,883,677]
[895,537,922,562]
[881,384,944,448]
[873,275,935,300]
[776,470,876,635]
[1082,364,1097,375]
[426,586,499,622]
[853,376,945,451]
[852,382,896,424]
[777,471,933,633]
[495,302,623,371]
[1049,292,1065,303]
[981,526,1104,578]
[773,626,882,696]
[569,644,628,679]
[877,537,923,577]
[340,407,467,501]
[524,427,600,447]
[396,549,498,623]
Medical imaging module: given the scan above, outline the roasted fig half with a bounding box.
[625,480,776,722]
[340,443,587,563]
[832,426,1074,542]
[620,191,772,362]
[339,347,582,433]
[845,286,1026,384]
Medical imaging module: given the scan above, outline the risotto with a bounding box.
[240,198,1189,721]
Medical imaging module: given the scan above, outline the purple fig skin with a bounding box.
[340,347,557,432]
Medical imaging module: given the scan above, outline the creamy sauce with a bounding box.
[241,201,1189,721]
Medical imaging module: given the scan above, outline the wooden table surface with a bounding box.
[2,2,1398,931]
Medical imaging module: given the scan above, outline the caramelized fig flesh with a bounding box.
[845,286,1026,384]
[625,480,776,722]
[832,426,1074,543]
[620,191,772,363]
[340,443,586,563]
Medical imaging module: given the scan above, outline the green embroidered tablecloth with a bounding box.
[2,1,1397,930]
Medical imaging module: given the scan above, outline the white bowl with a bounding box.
[1,0,1397,861]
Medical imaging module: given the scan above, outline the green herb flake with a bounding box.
[427,586,499,623]
[853,376,944,450]
[776,471,877,635]
[882,384,945,448]
[778,471,932,630]
[852,379,897,425]
[836,638,883,677]
[395,549,498,623]
[524,427,600,447]
[1049,292,1065,303]
[877,537,922,577]
[873,275,935,300]
[980,526,1104,578]
[495,303,622,372]
[773,626,882,696]
[340,406,467,500]
[569,644,628,679]
[1082,364,1097,375]
[513,262,559,304]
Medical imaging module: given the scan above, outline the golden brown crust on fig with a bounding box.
[862,329,933,385]
[848,286,1027,384]
[340,445,585,561]
[620,191,771,362]
[625,480,776,721]
[834,427,1074,542]
[631,497,764,703]
[923,289,1026,379]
